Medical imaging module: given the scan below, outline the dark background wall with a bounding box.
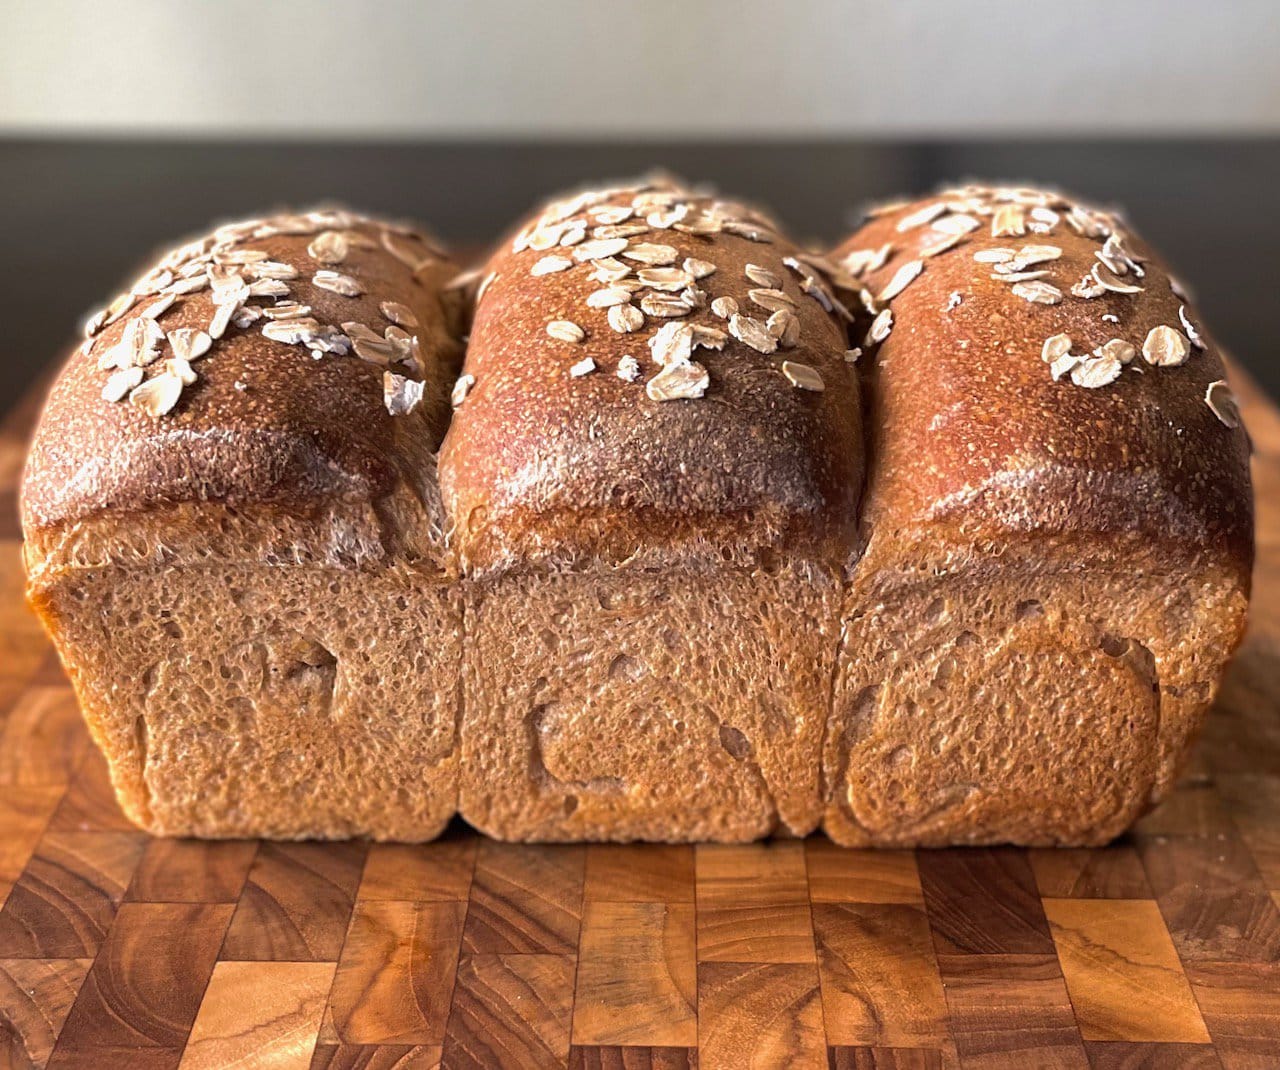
[4,137,1276,405]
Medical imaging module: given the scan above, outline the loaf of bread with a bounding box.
[824,185,1252,845]
[441,178,862,839]
[23,208,466,839]
[20,179,1253,846]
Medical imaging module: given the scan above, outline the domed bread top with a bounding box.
[22,208,465,536]
[440,176,864,572]
[834,184,1253,565]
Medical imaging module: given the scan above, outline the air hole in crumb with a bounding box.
[159,619,182,640]
[1099,634,1131,658]
[719,725,752,760]
[563,795,579,816]
[1015,599,1044,621]
[924,597,947,623]
[933,657,956,686]
[954,630,980,648]
[887,745,913,768]
[608,654,644,682]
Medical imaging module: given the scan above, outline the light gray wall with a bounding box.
[3,0,1278,137]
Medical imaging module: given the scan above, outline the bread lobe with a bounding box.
[23,210,462,547]
[441,178,863,572]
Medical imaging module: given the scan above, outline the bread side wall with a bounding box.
[35,559,461,840]
[825,533,1250,846]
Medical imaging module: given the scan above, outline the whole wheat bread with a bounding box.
[20,181,1254,845]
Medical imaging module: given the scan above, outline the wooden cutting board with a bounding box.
[1,365,1277,1070]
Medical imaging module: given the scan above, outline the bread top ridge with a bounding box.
[22,207,466,569]
[834,184,1254,574]
[439,176,864,574]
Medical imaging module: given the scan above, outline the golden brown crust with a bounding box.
[21,210,463,544]
[834,186,1254,572]
[439,179,863,572]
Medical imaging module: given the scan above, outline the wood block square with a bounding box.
[813,902,947,1048]
[918,849,1055,957]
[0,957,92,1069]
[1029,846,1152,899]
[569,1048,697,1070]
[49,902,232,1061]
[462,844,584,955]
[696,842,815,963]
[329,900,466,1046]
[0,829,147,957]
[125,838,257,904]
[584,845,695,903]
[1186,961,1280,1068]
[1139,837,1280,963]
[360,840,477,902]
[697,961,825,1070]
[441,953,574,1069]
[805,842,923,904]
[181,960,334,1068]
[936,954,1087,1069]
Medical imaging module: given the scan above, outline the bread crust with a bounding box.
[23,211,462,560]
[835,187,1253,570]
[440,178,863,572]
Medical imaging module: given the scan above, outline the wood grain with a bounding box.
[1138,837,1280,964]
[935,954,1087,1069]
[441,954,574,1069]
[695,843,815,964]
[573,902,696,1047]
[568,1048,697,1070]
[46,746,135,834]
[180,961,334,1069]
[812,903,947,1048]
[126,838,257,904]
[47,902,232,1067]
[329,900,466,1046]
[462,844,583,956]
[309,1044,442,1068]
[0,957,91,1069]
[222,841,367,961]
[1043,898,1209,1043]
[918,849,1056,957]
[1081,1042,1224,1069]
[827,1049,945,1070]
[697,962,825,1070]
[1186,961,1280,1070]
[0,786,61,907]
[3,362,1280,1064]
[584,846,695,903]
[804,843,923,905]
[1029,847,1153,900]
[360,840,476,903]
[0,688,87,789]
[309,1045,442,1069]
[0,830,147,958]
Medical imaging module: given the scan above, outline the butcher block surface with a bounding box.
[1,366,1279,1069]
